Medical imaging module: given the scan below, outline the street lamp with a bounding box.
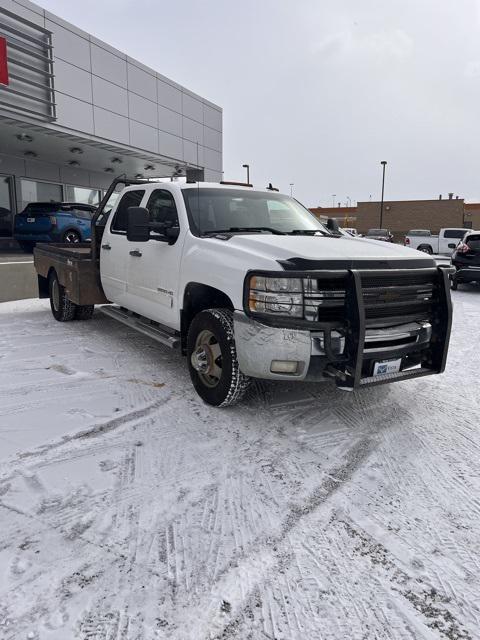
[347,196,351,207]
[332,194,336,207]
[242,164,250,184]
[380,161,387,228]
[289,183,294,197]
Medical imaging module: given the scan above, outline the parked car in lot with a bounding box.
[32,177,454,406]
[404,228,469,255]
[450,230,480,290]
[14,202,96,252]
[365,228,394,242]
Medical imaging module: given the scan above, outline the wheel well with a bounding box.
[417,243,433,252]
[181,283,234,353]
[62,227,81,239]
[38,274,49,299]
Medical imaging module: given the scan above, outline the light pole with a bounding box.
[347,196,351,207]
[332,194,336,207]
[289,183,294,197]
[380,160,387,228]
[242,164,250,184]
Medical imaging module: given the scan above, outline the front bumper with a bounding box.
[235,265,452,389]
[451,263,480,283]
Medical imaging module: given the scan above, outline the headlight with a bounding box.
[247,275,303,317]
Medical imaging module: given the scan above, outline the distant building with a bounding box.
[311,194,477,240]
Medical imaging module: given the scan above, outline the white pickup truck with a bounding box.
[33,178,453,406]
[404,228,469,255]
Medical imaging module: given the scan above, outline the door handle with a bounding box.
[101,243,111,250]
[129,250,142,257]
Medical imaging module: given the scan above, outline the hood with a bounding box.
[220,234,434,267]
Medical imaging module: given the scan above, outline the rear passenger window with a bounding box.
[111,190,145,233]
[146,190,179,227]
[444,229,467,239]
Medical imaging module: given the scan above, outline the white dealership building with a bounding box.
[0,0,223,241]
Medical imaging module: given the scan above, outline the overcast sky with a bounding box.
[39,0,480,206]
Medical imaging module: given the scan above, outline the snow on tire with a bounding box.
[187,308,250,407]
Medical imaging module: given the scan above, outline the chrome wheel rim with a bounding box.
[191,329,222,388]
[65,231,80,243]
[51,278,60,311]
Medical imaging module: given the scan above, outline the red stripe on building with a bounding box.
[0,37,9,86]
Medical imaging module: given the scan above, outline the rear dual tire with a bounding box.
[48,271,94,322]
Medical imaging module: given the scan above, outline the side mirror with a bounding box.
[165,226,180,244]
[326,218,339,232]
[448,243,456,249]
[127,207,150,242]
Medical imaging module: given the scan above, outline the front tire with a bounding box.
[187,309,250,407]
[49,271,76,321]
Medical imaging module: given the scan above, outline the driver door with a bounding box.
[126,188,183,328]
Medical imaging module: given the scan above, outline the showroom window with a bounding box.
[66,185,101,206]
[20,179,63,213]
[0,176,14,238]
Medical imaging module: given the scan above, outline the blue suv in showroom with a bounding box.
[14,202,96,252]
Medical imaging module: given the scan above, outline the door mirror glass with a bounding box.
[127,206,150,242]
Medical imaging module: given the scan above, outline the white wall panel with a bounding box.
[129,121,158,154]
[128,93,157,128]
[127,63,156,102]
[158,130,183,159]
[54,59,92,103]
[55,92,94,133]
[182,93,203,124]
[47,20,91,71]
[204,105,222,132]
[91,44,128,88]
[93,107,129,145]
[158,105,182,137]
[157,79,182,113]
[92,76,128,117]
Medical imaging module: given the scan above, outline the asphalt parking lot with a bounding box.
[0,287,479,640]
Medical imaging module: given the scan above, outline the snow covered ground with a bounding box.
[0,293,479,640]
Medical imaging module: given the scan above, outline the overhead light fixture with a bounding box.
[24,150,38,158]
[144,164,155,171]
[135,173,144,179]
[16,133,33,142]
[68,160,80,167]
[104,167,114,173]
[70,147,83,155]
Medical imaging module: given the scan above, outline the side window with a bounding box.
[146,189,179,227]
[444,229,466,239]
[111,190,145,233]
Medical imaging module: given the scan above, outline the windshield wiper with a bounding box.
[288,229,330,236]
[202,226,286,236]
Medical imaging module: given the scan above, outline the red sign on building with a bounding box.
[0,37,9,86]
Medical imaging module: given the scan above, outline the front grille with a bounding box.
[303,270,437,324]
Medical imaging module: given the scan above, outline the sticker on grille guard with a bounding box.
[373,358,402,376]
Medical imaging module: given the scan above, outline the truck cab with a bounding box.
[34,179,453,406]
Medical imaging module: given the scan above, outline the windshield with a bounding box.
[367,229,388,236]
[182,188,330,236]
